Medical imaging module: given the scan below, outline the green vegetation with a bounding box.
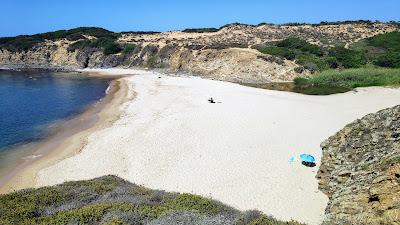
[182,28,219,33]
[103,42,123,55]
[67,37,124,55]
[257,37,329,72]
[255,32,400,94]
[122,44,136,55]
[258,47,295,60]
[364,32,400,68]
[294,67,400,89]
[279,20,376,27]
[277,37,324,56]
[256,37,368,72]
[0,176,303,225]
[257,32,400,72]
[0,27,122,54]
[247,216,302,225]
[328,46,366,68]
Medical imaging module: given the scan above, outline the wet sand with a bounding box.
[0,75,129,193]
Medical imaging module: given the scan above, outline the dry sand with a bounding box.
[30,69,400,224]
[4,68,400,224]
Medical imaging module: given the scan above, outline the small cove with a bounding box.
[0,70,112,179]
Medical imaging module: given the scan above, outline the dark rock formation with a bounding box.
[317,105,400,224]
[294,66,305,74]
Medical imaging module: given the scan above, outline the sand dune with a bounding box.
[36,70,400,224]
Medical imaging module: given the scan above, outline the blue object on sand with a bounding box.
[300,154,316,163]
[288,156,296,163]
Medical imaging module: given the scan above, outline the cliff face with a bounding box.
[0,22,398,83]
[317,105,400,224]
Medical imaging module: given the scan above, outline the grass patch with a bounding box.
[247,215,304,225]
[294,67,400,90]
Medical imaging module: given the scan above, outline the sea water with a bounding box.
[0,70,111,172]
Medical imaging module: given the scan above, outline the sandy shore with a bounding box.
[3,69,400,224]
[0,74,129,193]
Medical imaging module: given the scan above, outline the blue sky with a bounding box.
[1,0,400,37]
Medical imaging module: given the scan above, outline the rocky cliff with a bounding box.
[317,105,400,224]
[1,22,398,83]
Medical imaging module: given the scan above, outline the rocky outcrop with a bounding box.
[0,43,305,83]
[1,22,398,83]
[317,105,400,225]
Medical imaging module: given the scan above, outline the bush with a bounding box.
[296,54,330,71]
[277,37,323,56]
[349,32,400,68]
[0,27,119,52]
[256,38,328,71]
[103,42,122,55]
[295,67,400,89]
[0,176,303,225]
[374,51,400,68]
[67,39,92,52]
[366,31,400,50]
[256,33,400,72]
[182,28,219,33]
[122,44,136,54]
[328,46,366,68]
[257,46,295,60]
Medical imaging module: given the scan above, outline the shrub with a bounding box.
[182,28,219,33]
[256,38,327,70]
[277,37,323,56]
[0,27,119,52]
[296,54,330,71]
[366,31,400,50]
[67,39,92,52]
[349,32,400,68]
[328,46,366,68]
[257,46,295,60]
[374,51,400,68]
[295,67,400,89]
[103,42,122,55]
[0,176,302,225]
[122,44,136,54]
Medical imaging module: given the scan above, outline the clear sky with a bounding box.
[1,0,400,37]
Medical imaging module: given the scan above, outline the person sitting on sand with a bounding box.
[208,97,215,103]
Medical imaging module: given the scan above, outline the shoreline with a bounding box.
[1,68,400,224]
[0,73,130,194]
[31,70,400,224]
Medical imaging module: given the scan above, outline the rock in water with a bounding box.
[317,105,400,224]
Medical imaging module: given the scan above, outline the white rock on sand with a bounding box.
[37,70,400,224]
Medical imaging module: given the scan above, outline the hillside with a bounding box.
[0,21,399,83]
[0,175,303,225]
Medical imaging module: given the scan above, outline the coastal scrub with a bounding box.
[0,176,303,225]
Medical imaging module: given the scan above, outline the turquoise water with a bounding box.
[0,70,111,152]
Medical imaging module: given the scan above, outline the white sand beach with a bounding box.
[28,69,400,224]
